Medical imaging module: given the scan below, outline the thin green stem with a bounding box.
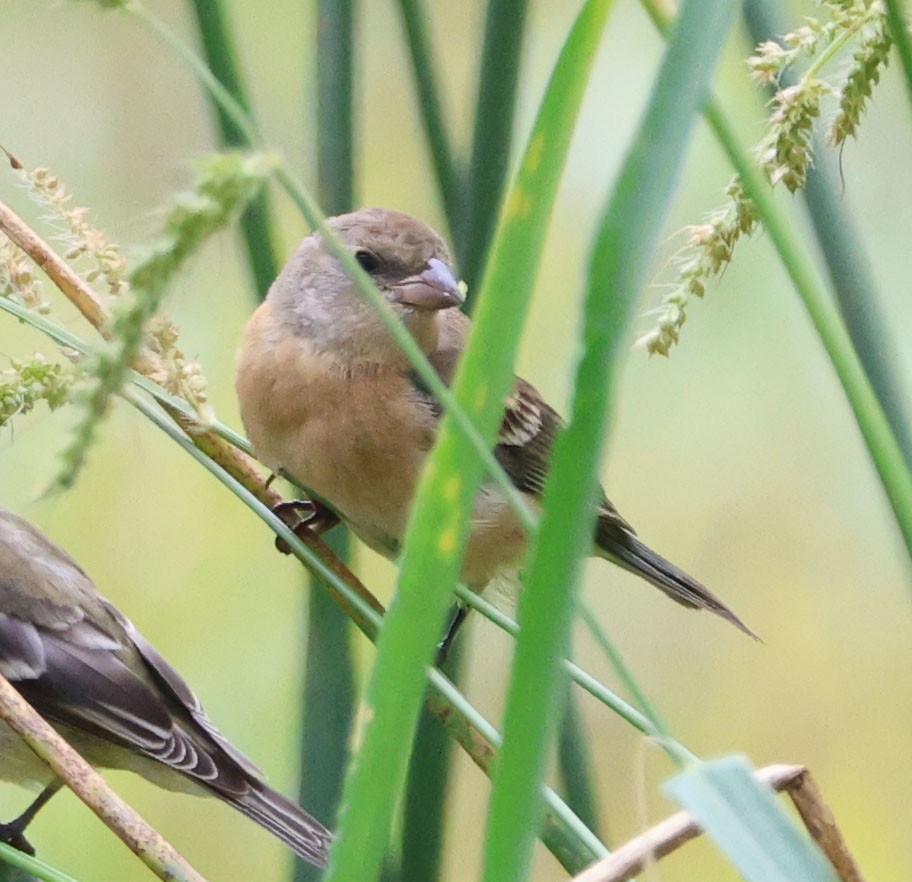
[186,0,280,295]
[0,295,253,456]
[722,125,912,561]
[131,4,263,148]
[802,15,863,79]
[394,0,461,228]
[0,845,80,882]
[578,604,676,754]
[452,586,696,760]
[128,390,384,628]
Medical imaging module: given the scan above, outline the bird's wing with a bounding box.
[0,598,333,866]
[2,606,254,796]
[411,317,632,527]
[0,511,243,784]
[115,606,264,780]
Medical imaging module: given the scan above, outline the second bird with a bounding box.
[236,208,754,649]
[0,509,331,865]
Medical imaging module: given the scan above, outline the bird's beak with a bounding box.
[390,258,465,311]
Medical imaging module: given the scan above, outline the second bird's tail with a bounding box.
[231,781,333,868]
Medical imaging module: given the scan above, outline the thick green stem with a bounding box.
[295,4,358,880]
[315,0,356,216]
[885,0,912,109]
[394,0,461,229]
[457,0,528,297]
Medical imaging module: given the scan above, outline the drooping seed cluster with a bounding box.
[640,0,892,357]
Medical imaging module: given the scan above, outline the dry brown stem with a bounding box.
[571,763,865,882]
[0,673,206,882]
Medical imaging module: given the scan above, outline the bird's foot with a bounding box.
[0,821,36,856]
[0,781,62,856]
[273,500,341,554]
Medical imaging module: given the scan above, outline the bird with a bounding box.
[0,508,331,865]
[235,207,754,657]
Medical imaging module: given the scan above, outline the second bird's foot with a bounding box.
[0,822,35,856]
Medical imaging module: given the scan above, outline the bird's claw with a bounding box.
[0,822,35,856]
[273,500,340,554]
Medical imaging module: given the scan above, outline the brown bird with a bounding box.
[0,508,331,865]
[236,207,754,656]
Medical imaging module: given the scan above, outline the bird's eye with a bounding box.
[354,250,380,273]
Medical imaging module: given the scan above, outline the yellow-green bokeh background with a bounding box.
[2,1,911,879]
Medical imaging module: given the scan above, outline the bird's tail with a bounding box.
[232,781,333,868]
[595,524,757,639]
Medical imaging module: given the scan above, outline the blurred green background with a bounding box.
[2,0,911,880]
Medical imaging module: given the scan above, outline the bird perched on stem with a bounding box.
[0,508,331,866]
[236,207,754,657]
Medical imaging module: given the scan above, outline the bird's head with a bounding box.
[269,207,464,367]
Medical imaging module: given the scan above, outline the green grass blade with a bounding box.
[456,0,528,297]
[665,757,838,882]
[186,0,280,295]
[323,1,614,878]
[394,0,461,228]
[480,1,736,879]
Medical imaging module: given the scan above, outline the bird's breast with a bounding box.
[236,312,435,556]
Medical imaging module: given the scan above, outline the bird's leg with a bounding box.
[435,605,469,665]
[0,779,63,855]
[272,499,341,555]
